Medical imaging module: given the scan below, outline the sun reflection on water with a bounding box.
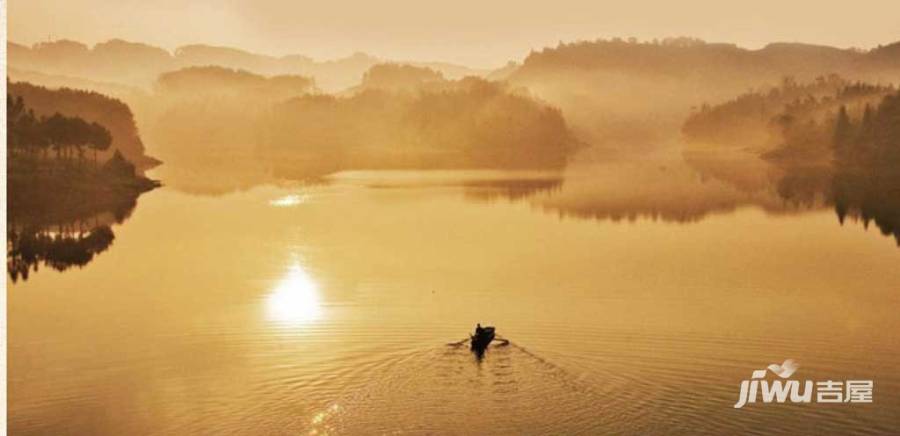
[266,263,322,325]
[269,194,306,207]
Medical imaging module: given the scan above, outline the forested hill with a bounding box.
[682,76,895,152]
[8,81,159,169]
[7,39,490,92]
[513,38,900,83]
[501,38,900,150]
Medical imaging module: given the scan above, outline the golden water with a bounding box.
[9,165,900,434]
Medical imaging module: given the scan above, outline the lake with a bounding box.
[8,156,900,434]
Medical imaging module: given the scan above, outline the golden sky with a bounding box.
[9,0,900,67]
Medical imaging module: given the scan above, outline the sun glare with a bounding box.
[266,263,323,325]
[269,194,306,207]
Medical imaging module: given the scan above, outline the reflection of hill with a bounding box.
[7,150,147,281]
[7,182,142,283]
[7,223,116,283]
[525,159,808,223]
[833,169,900,245]
[326,159,830,225]
[465,154,896,245]
[461,178,563,202]
[683,150,787,195]
[6,171,145,281]
[685,149,839,211]
[327,170,563,202]
[685,150,900,245]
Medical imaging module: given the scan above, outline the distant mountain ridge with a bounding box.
[8,39,492,92]
[505,37,900,149]
[514,38,900,80]
[10,36,900,155]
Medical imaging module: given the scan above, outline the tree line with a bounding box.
[832,90,900,165]
[767,87,900,164]
[7,94,112,163]
[682,76,896,158]
[261,74,577,176]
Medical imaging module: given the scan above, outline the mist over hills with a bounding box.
[13,36,898,98]
[516,39,900,76]
[135,63,576,194]
[8,35,900,164]
[7,39,491,92]
[507,37,900,150]
[7,34,900,235]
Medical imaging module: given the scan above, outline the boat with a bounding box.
[470,325,496,356]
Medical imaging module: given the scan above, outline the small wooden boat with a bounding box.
[471,325,495,356]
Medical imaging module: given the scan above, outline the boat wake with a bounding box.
[310,341,612,434]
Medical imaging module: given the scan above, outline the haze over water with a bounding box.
[9,159,900,434]
[7,1,900,434]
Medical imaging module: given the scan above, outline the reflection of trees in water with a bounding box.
[682,86,900,245]
[832,169,900,245]
[459,154,899,247]
[468,160,809,224]
[687,151,900,245]
[773,164,833,209]
[326,170,565,204]
[462,178,563,202]
[769,164,900,245]
[7,185,140,282]
[7,224,115,283]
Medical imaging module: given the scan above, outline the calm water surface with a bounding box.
[9,163,900,434]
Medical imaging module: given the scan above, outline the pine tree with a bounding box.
[832,105,853,161]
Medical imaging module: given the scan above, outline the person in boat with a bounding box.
[446,324,508,354]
